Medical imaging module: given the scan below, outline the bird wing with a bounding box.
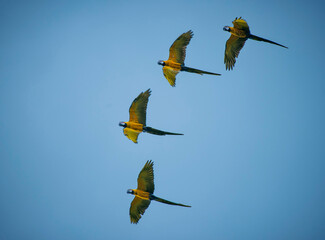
[137,160,155,194]
[123,128,141,143]
[168,30,193,65]
[232,17,250,31]
[129,196,151,224]
[224,35,247,70]
[129,89,151,125]
[162,66,180,87]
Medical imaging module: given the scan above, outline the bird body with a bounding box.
[127,160,191,224]
[123,122,143,132]
[227,26,249,38]
[158,30,220,87]
[223,17,288,70]
[119,89,183,143]
[163,60,182,70]
[130,189,151,200]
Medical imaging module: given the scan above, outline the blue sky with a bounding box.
[1,1,325,239]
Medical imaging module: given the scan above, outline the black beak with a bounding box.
[119,122,126,127]
[223,26,230,32]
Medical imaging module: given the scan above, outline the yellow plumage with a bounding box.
[123,128,141,144]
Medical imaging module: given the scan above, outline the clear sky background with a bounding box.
[1,0,325,239]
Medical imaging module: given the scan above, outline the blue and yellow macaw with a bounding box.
[127,160,191,224]
[223,17,288,70]
[119,89,183,143]
[158,30,221,87]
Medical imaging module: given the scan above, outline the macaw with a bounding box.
[119,89,183,143]
[223,17,288,70]
[158,30,221,87]
[127,160,191,224]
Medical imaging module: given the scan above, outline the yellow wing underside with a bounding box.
[123,128,141,143]
[129,89,151,125]
[163,66,180,87]
[129,197,151,224]
[137,160,155,193]
[225,35,247,70]
[168,30,193,65]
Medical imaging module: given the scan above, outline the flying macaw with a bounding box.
[127,160,191,224]
[158,30,221,87]
[119,89,183,143]
[223,17,288,70]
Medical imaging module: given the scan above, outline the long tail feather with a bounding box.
[144,126,183,136]
[151,195,191,207]
[249,34,288,49]
[182,66,221,76]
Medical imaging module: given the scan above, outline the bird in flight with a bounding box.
[223,17,288,70]
[127,160,191,224]
[119,89,183,143]
[158,30,221,87]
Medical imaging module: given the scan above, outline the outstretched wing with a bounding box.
[137,160,154,194]
[168,30,193,65]
[129,197,151,224]
[123,128,141,143]
[129,89,151,125]
[224,35,247,70]
[162,66,180,87]
[232,17,250,32]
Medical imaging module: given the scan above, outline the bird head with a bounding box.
[157,60,165,66]
[127,189,134,195]
[223,26,230,32]
[119,121,126,127]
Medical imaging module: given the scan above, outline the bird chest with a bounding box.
[232,28,248,38]
[164,60,182,70]
[126,122,143,131]
[134,190,150,200]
